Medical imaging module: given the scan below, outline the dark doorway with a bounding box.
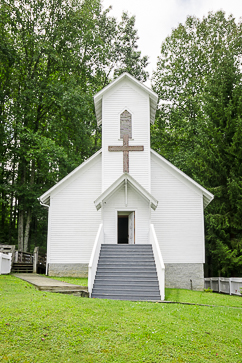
[118,215,128,244]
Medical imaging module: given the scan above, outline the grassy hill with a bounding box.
[0,275,241,362]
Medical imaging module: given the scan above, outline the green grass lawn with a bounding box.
[1,275,242,362]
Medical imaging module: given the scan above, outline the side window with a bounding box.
[120,110,132,139]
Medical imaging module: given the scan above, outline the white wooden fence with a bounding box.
[0,253,12,275]
[204,277,242,296]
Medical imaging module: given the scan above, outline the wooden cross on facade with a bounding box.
[108,134,144,173]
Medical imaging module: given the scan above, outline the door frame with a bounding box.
[116,209,136,244]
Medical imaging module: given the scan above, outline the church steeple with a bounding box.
[94,73,158,126]
[93,73,158,193]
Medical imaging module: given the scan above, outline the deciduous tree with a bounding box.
[0,0,148,252]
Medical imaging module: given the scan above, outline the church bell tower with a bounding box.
[94,73,158,193]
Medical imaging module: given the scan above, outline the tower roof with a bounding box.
[94,72,158,126]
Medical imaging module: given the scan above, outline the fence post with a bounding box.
[229,278,232,295]
[10,246,15,268]
[33,247,39,273]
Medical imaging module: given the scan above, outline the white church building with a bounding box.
[39,73,213,300]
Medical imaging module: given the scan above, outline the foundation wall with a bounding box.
[165,263,204,291]
[48,263,88,278]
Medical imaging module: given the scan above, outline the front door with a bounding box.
[117,212,135,244]
[118,215,128,244]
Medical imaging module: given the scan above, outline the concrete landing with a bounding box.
[14,274,89,297]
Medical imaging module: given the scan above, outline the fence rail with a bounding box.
[204,277,242,296]
[15,251,33,263]
[0,245,46,274]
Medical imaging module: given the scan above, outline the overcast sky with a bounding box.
[102,0,242,84]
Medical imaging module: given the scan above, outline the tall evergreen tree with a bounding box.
[152,11,242,276]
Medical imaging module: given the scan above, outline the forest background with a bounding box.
[1,0,242,277]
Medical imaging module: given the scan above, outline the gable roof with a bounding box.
[94,172,158,211]
[94,72,158,126]
[39,146,213,209]
[151,149,214,209]
[39,149,102,206]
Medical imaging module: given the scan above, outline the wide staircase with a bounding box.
[91,244,161,301]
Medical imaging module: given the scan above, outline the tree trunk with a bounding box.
[18,209,24,251]
[8,165,16,243]
[23,209,32,252]
[13,198,18,240]
[23,160,35,252]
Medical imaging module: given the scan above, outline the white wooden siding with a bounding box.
[49,154,102,264]
[150,152,205,263]
[102,78,150,192]
[102,183,150,244]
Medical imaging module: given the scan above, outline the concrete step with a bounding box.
[91,293,161,301]
[95,272,158,278]
[100,248,153,252]
[97,265,156,269]
[99,256,154,258]
[98,256,155,260]
[93,281,159,287]
[99,256,155,261]
[95,271,157,275]
[42,287,89,297]
[100,245,152,249]
[100,249,153,253]
[92,287,160,293]
[96,268,157,273]
[98,260,155,269]
[101,245,151,247]
[94,277,158,282]
[100,249,152,252]
[38,285,87,292]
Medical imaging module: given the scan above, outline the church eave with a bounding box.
[94,173,158,211]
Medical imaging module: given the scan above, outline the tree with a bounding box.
[0,0,149,252]
[152,11,242,276]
